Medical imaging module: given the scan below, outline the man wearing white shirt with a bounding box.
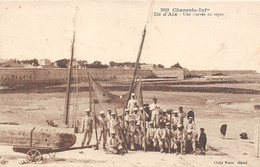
[150,98,160,127]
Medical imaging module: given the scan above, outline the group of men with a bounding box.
[81,93,207,155]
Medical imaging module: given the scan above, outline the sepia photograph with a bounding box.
[0,0,260,166]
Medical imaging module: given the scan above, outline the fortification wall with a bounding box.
[0,68,184,86]
[0,68,155,86]
[152,69,184,80]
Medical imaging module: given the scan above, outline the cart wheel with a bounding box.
[49,152,56,159]
[26,149,42,163]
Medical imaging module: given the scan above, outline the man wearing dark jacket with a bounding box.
[187,108,195,123]
[199,128,207,155]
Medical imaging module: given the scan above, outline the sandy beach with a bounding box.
[0,91,259,166]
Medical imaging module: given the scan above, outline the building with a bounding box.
[39,59,51,67]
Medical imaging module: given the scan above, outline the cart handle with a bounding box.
[30,127,35,147]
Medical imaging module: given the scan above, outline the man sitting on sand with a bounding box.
[107,131,124,155]
[184,129,197,155]
[184,117,197,154]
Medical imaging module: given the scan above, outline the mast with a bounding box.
[63,7,78,125]
[125,26,146,108]
[63,31,75,125]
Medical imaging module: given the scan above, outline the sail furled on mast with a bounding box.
[88,73,143,115]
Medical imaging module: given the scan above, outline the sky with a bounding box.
[0,0,260,71]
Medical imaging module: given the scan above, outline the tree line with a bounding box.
[2,58,183,69]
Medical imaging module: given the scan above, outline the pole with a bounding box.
[256,124,259,157]
[169,111,172,153]
[93,104,99,150]
[88,74,99,150]
[63,30,75,125]
[74,62,79,132]
[125,26,147,110]
[143,114,147,152]
[63,7,78,125]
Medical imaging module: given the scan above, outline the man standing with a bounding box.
[124,109,130,125]
[127,93,138,113]
[98,111,109,149]
[81,109,93,147]
[118,114,124,128]
[187,108,195,123]
[131,107,138,124]
[172,110,179,131]
[107,108,112,136]
[109,112,120,135]
[107,108,112,120]
[129,119,136,151]
[150,98,160,127]
[178,106,186,127]
[199,128,207,155]
[138,107,147,128]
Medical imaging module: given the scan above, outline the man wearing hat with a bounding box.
[184,128,197,155]
[118,114,124,128]
[107,108,112,136]
[199,128,207,155]
[166,122,176,153]
[130,107,138,124]
[129,118,137,150]
[156,122,167,153]
[178,106,186,127]
[107,130,124,155]
[159,109,169,125]
[146,121,156,151]
[109,112,120,135]
[81,109,93,147]
[186,117,196,132]
[134,123,144,150]
[98,111,109,149]
[175,124,185,155]
[187,108,195,123]
[124,109,130,125]
[138,107,147,128]
[172,110,180,131]
[150,98,161,127]
[127,93,138,113]
[184,117,196,154]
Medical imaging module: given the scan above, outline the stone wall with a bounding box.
[0,68,184,86]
